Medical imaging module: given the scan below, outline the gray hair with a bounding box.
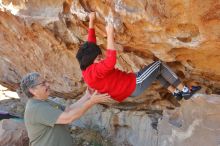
[20,72,40,98]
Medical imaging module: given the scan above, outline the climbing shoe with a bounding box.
[182,86,202,100]
[173,91,183,101]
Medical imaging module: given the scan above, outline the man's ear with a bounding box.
[29,88,35,96]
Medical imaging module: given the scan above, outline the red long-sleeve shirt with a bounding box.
[82,28,136,102]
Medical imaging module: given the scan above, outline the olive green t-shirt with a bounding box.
[24,98,73,146]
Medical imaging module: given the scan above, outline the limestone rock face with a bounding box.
[0,0,219,99]
[0,1,220,145]
[76,94,220,146]
[0,119,29,146]
[158,94,220,146]
[0,11,85,98]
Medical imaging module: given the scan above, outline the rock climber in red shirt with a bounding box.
[76,12,201,102]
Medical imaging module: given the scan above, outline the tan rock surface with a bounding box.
[0,0,219,102]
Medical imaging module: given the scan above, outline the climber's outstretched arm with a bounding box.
[88,12,96,43]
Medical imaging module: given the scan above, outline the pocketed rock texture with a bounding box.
[0,0,220,98]
[0,0,220,145]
